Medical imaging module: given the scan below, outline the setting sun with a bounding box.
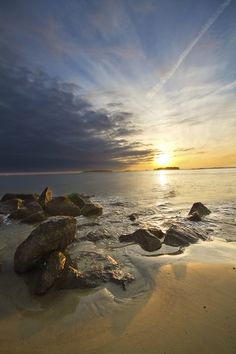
[155,153,171,167]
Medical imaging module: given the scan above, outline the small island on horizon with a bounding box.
[154,166,180,171]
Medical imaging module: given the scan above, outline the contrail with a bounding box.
[147,0,231,98]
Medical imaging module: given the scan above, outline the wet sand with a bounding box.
[1,262,236,354]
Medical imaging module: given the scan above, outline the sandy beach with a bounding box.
[1,262,236,354]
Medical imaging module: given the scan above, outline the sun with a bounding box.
[155,153,171,167]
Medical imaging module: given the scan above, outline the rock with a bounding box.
[45,196,81,216]
[58,265,97,289]
[188,202,211,218]
[81,228,111,242]
[9,201,43,220]
[119,229,162,252]
[14,216,76,273]
[69,251,134,288]
[35,251,66,295]
[38,187,53,207]
[67,193,90,209]
[81,201,103,217]
[148,227,164,239]
[164,223,208,247]
[0,198,23,214]
[1,193,39,203]
[128,213,138,221]
[188,211,202,222]
[21,211,47,224]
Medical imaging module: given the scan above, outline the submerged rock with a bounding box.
[187,211,202,222]
[81,201,103,217]
[71,251,134,289]
[35,251,66,295]
[81,228,111,242]
[14,216,76,273]
[164,223,208,247]
[119,228,162,252]
[0,198,23,214]
[128,213,138,222]
[45,196,81,216]
[188,202,211,218]
[38,187,53,207]
[1,193,38,203]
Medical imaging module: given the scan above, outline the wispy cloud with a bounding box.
[147,0,232,97]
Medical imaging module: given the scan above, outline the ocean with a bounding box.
[0,169,236,353]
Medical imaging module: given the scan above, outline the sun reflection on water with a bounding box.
[158,170,167,186]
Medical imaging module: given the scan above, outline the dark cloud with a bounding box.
[0,46,154,172]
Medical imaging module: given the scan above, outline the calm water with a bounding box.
[1,168,236,241]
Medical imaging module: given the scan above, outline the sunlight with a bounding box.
[158,170,167,186]
[155,152,171,167]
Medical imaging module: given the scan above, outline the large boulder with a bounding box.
[0,198,23,214]
[164,223,208,247]
[188,202,211,218]
[14,216,76,273]
[38,187,53,207]
[81,201,103,217]
[1,193,39,203]
[119,228,162,252]
[35,251,66,295]
[9,201,43,220]
[45,196,81,216]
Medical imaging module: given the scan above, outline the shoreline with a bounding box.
[0,262,236,354]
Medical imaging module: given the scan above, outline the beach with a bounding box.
[0,169,236,353]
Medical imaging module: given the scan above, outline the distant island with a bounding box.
[154,167,180,171]
[82,169,113,173]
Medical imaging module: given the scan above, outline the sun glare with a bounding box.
[155,153,171,167]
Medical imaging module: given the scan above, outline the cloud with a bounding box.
[0,48,155,172]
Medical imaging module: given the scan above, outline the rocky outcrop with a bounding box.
[14,216,76,273]
[0,198,23,214]
[164,223,208,247]
[38,187,53,207]
[69,251,134,289]
[21,211,47,224]
[67,193,90,209]
[81,201,103,217]
[45,197,81,216]
[57,265,97,290]
[1,193,38,203]
[188,202,211,221]
[35,251,66,295]
[119,228,163,252]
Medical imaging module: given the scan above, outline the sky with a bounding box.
[0,0,236,172]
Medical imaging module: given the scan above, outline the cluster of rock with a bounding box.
[120,202,211,251]
[14,216,134,295]
[0,188,103,224]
